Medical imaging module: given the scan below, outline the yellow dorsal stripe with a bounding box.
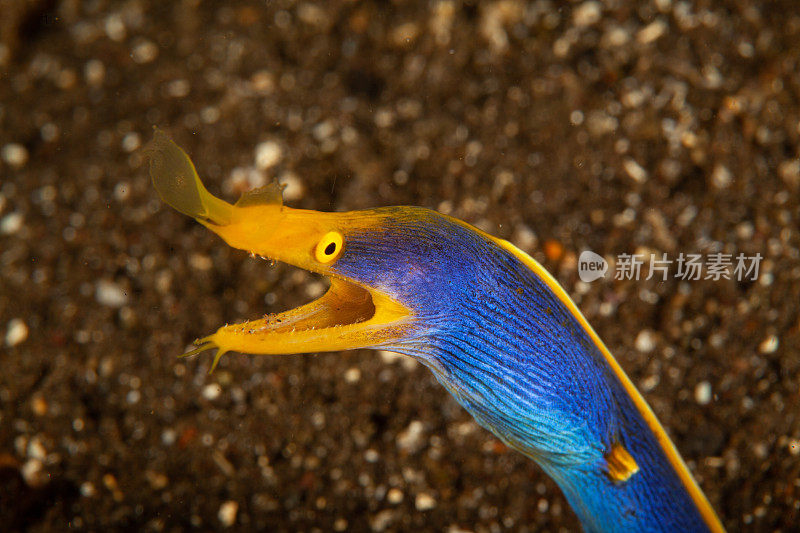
[492,237,725,532]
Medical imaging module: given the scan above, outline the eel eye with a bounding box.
[315,231,344,263]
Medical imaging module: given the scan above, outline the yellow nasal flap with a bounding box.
[147,128,233,226]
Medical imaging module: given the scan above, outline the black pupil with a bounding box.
[324,242,337,255]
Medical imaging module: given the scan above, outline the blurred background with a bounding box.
[1,0,799,530]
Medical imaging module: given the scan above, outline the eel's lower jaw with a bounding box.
[182,277,413,373]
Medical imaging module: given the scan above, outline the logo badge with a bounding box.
[578,251,608,282]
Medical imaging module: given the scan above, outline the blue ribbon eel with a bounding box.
[149,129,724,532]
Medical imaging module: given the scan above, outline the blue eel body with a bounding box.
[149,130,722,531]
[329,207,719,532]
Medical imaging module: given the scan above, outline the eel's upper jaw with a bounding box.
[147,128,414,371]
[184,273,414,372]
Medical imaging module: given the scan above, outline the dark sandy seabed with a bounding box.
[1,0,799,531]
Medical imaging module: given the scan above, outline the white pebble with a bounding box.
[80,481,97,497]
[127,390,141,404]
[553,37,571,58]
[573,2,602,27]
[634,330,656,353]
[189,253,213,271]
[455,421,477,437]
[759,335,779,354]
[121,132,141,152]
[218,500,238,527]
[789,439,800,456]
[379,350,404,363]
[250,70,275,93]
[255,141,282,170]
[537,498,549,512]
[41,122,59,142]
[623,158,648,183]
[279,171,304,201]
[95,280,129,307]
[512,224,537,251]
[225,166,266,195]
[379,350,418,371]
[370,510,395,532]
[400,357,418,371]
[0,212,23,234]
[161,428,177,446]
[374,108,395,128]
[364,449,380,463]
[201,106,221,124]
[341,126,358,144]
[637,19,667,44]
[27,437,47,460]
[21,459,44,486]
[202,383,222,401]
[304,281,325,298]
[84,59,105,86]
[655,0,672,11]
[166,79,191,98]
[313,120,335,141]
[735,221,754,240]
[711,164,732,189]
[131,39,158,63]
[695,381,712,405]
[2,143,28,168]
[310,411,326,429]
[5,318,28,347]
[778,159,800,187]
[344,367,361,383]
[387,487,404,504]
[397,420,425,453]
[640,374,659,392]
[603,26,630,47]
[104,14,126,42]
[415,492,436,511]
[114,182,130,201]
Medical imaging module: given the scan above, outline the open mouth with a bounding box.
[184,274,412,372]
[250,277,376,334]
[148,128,413,371]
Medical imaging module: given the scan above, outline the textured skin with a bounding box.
[331,207,710,532]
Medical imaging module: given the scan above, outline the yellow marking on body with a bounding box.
[605,442,640,483]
